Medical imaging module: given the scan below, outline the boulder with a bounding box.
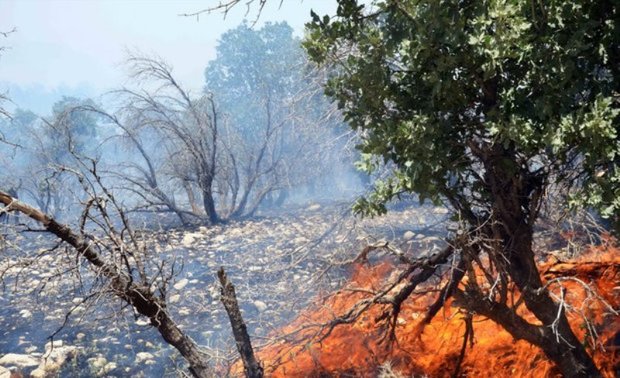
[173,278,189,291]
[135,352,155,364]
[253,300,268,313]
[403,231,416,241]
[0,353,39,368]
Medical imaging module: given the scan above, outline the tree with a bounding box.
[23,97,100,218]
[205,22,347,216]
[305,1,618,377]
[111,56,223,224]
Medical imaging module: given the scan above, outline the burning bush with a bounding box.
[250,244,619,377]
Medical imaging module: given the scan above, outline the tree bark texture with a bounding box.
[218,267,264,378]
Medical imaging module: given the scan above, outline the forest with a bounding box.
[0,1,618,377]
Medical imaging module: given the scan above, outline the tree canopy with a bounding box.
[306,0,619,224]
[305,1,618,376]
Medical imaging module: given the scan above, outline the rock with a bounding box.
[88,356,108,370]
[44,340,63,351]
[0,353,39,368]
[433,206,449,214]
[181,233,201,247]
[19,309,32,319]
[253,300,268,312]
[169,294,181,303]
[102,362,117,374]
[88,356,115,377]
[0,366,9,378]
[403,231,416,241]
[135,352,155,364]
[174,278,189,290]
[41,345,78,372]
[30,367,47,378]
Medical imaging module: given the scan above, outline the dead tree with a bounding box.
[218,267,264,378]
[0,184,213,377]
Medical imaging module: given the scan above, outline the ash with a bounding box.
[0,201,447,377]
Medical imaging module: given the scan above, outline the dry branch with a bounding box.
[218,267,264,378]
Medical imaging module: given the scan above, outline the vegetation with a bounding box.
[1,1,618,377]
[305,1,618,376]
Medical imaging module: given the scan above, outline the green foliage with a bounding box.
[205,22,305,138]
[305,0,619,223]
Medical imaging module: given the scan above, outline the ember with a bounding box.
[251,244,620,377]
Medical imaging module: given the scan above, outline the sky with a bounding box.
[0,0,337,112]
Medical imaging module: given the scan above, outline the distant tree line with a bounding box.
[0,22,359,226]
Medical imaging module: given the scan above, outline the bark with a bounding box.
[183,180,201,215]
[201,185,219,224]
[503,228,601,377]
[481,144,601,377]
[0,190,211,378]
[217,268,263,378]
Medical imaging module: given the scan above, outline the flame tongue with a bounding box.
[248,246,620,377]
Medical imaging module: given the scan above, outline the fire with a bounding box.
[245,243,619,377]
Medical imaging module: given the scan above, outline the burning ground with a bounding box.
[1,201,618,377]
[0,202,447,376]
[251,241,620,377]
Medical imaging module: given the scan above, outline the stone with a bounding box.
[19,309,32,319]
[0,366,9,378]
[173,278,189,291]
[0,353,39,368]
[403,231,416,241]
[88,356,108,370]
[42,345,78,371]
[253,300,268,312]
[169,294,181,303]
[306,203,321,211]
[102,362,117,374]
[181,233,201,247]
[30,367,47,378]
[135,352,155,364]
[44,340,63,351]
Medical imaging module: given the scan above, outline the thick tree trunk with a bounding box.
[503,227,600,377]
[202,187,219,224]
[477,144,601,377]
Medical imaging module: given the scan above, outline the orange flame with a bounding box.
[245,244,619,377]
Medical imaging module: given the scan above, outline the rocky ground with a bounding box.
[0,201,448,377]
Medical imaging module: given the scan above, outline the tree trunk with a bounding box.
[183,180,201,215]
[503,227,600,377]
[218,268,263,378]
[202,186,219,224]
[479,145,601,377]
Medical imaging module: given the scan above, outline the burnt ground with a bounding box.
[0,201,448,377]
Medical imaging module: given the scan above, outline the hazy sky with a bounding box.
[0,0,337,95]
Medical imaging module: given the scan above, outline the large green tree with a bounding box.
[305,0,618,376]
